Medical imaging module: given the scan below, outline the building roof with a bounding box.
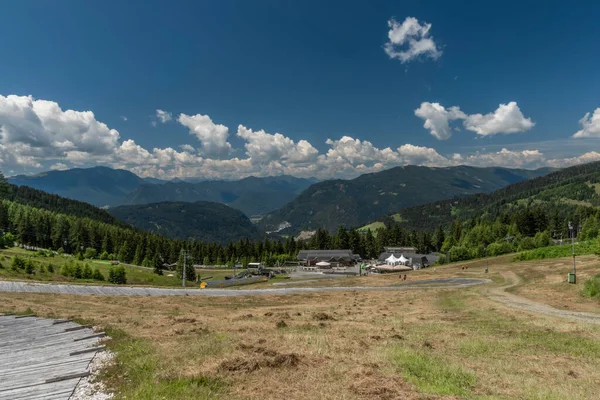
[297,249,358,261]
[384,246,417,253]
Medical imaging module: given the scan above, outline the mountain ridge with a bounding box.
[258,165,556,233]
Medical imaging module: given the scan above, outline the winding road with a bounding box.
[487,271,600,325]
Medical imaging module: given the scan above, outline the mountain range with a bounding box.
[371,161,600,233]
[257,165,555,233]
[122,176,317,217]
[8,167,146,207]
[9,165,558,239]
[109,201,260,244]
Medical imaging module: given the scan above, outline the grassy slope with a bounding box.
[1,253,600,399]
[0,247,233,287]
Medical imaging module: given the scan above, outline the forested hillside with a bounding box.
[380,161,600,232]
[8,184,127,227]
[9,166,146,207]
[258,165,553,233]
[109,201,261,244]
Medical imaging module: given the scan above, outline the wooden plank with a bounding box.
[0,316,103,400]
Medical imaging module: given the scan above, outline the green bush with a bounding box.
[82,263,93,279]
[100,251,109,260]
[582,274,600,299]
[76,252,85,261]
[84,247,98,259]
[39,263,46,274]
[449,246,470,262]
[47,263,54,273]
[60,264,72,276]
[108,266,127,284]
[11,256,25,271]
[73,263,83,279]
[92,268,105,281]
[517,237,536,252]
[24,259,36,275]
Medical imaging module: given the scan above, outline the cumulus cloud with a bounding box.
[572,108,600,138]
[156,109,172,123]
[237,125,319,164]
[177,113,232,158]
[463,102,535,136]
[179,144,195,153]
[414,102,465,140]
[2,93,599,181]
[415,101,535,139]
[0,94,121,168]
[455,148,545,168]
[384,17,442,63]
[547,151,600,168]
[49,162,69,171]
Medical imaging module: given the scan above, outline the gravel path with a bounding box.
[0,278,490,297]
[487,271,600,325]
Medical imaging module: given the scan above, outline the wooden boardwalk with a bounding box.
[0,315,104,400]
[0,279,490,297]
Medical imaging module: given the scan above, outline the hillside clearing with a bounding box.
[1,254,600,399]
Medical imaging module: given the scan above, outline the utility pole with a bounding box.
[569,222,576,282]
[181,249,189,287]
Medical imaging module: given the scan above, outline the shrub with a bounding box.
[108,266,127,284]
[39,263,46,274]
[11,256,25,271]
[60,264,72,277]
[76,253,85,261]
[582,274,600,299]
[84,248,98,259]
[100,251,110,260]
[449,246,470,262]
[73,263,84,279]
[517,237,536,252]
[57,247,65,255]
[24,259,36,275]
[82,263,93,279]
[36,250,48,257]
[47,263,54,273]
[92,268,105,281]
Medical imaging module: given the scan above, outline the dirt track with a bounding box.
[487,271,600,324]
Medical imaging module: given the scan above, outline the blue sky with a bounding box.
[0,0,599,179]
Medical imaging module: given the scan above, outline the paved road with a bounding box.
[0,278,490,297]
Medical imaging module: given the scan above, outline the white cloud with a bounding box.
[415,101,535,139]
[463,102,535,136]
[237,125,319,164]
[177,113,232,158]
[456,148,545,168]
[49,162,69,171]
[179,144,195,153]
[384,17,442,63]
[547,151,600,168]
[156,109,172,123]
[414,102,465,140]
[120,116,128,121]
[572,108,600,138]
[0,94,121,169]
[2,93,599,181]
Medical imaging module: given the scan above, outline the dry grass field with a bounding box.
[1,254,600,399]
